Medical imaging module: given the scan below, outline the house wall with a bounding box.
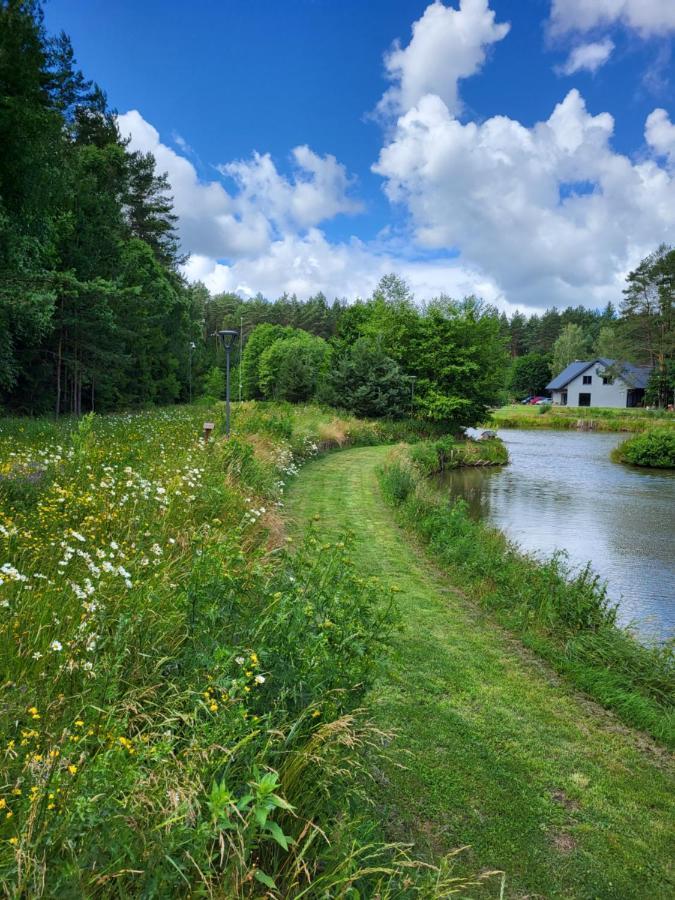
[553,366,629,408]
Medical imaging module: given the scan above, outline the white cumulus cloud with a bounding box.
[377,0,509,118]
[558,38,615,75]
[645,107,675,166]
[549,0,675,38]
[374,87,675,308]
[118,111,361,260]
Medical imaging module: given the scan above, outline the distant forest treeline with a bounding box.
[1,1,673,419]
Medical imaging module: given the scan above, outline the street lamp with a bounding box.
[188,341,196,403]
[214,329,239,437]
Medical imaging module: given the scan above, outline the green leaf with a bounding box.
[269,793,294,811]
[254,870,277,890]
[265,820,292,851]
[254,805,269,827]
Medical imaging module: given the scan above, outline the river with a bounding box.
[435,429,675,640]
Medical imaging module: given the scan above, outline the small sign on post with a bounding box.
[203,422,215,442]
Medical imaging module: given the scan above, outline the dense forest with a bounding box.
[2,1,674,419]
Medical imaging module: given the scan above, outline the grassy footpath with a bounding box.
[490,404,674,432]
[286,446,675,899]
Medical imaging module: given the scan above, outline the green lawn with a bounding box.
[286,446,675,899]
[490,404,674,432]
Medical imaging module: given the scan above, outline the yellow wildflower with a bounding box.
[209,702,218,712]
[67,765,77,775]
[9,837,18,845]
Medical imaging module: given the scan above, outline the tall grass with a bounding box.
[378,451,674,747]
[0,404,486,897]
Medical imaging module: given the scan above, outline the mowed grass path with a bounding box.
[286,446,674,899]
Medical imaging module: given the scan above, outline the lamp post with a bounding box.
[188,341,196,403]
[215,329,239,438]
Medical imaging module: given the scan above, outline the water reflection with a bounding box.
[435,429,675,640]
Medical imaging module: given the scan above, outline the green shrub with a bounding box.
[613,429,675,468]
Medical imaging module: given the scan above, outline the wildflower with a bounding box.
[250,652,259,665]
[67,765,77,775]
[74,720,84,727]
[50,640,62,652]
[0,799,5,809]
[312,710,321,718]
[235,656,245,665]
[11,788,21,796]
[32,651,42,660]
[9,837,17,845]
[209,702,218,712]
[254,675,266,685]
[6,811,13,819]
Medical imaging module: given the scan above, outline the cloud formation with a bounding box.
[377,0,509,117]
[645,108,675,166]
[558,39,615,75]
[118,111,361,260]
[119,3,675,311]
[375,54,675,307]
[549,0,675,38]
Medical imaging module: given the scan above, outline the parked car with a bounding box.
[520,396,533,404]
[535,398,552,405]
[528,396,546,404]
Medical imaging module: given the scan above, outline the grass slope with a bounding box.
[286,446,675,899]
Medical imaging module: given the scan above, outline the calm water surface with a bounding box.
[436,429,675,640]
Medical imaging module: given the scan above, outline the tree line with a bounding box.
[1,0,196,415]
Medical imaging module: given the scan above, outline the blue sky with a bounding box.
[44,0,675,311]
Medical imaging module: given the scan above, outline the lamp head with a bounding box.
[216,329,239,350]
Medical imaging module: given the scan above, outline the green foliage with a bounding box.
[203,365,225,399]
[258,331,330,402]
[508,352,551,398]
[240,323,293,400]
[613,429,675,468]
[377,456,675,745]
[551,323,590,376]
[324,337,412,418]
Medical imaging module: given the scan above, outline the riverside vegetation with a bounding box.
[611,428,675,468]
[378,446,674,747]
[0,402,492,897]
[287,444,674,899]
[489,403,674,432]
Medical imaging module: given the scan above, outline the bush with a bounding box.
[613,429,675,468]
[324,337,412,419]
[258,333,331,403]
[203,365,225,399]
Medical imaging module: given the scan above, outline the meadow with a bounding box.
[0,403,474,898]
[489,403,675,432]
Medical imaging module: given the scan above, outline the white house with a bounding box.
[546,358,652,408]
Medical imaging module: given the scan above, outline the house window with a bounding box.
[578,393,591,407]
[582,375,592,385]
[602,376,613,385]
[560,391,567,406]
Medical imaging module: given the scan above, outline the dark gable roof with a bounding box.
[546,360,593,390]
[546,359,653,391]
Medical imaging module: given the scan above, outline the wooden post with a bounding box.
[203,422,215,442]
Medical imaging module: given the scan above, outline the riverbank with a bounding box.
[286,446,675,898]
[379,446,674,746]
[489,404,674,432]
[611,428,675,469]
